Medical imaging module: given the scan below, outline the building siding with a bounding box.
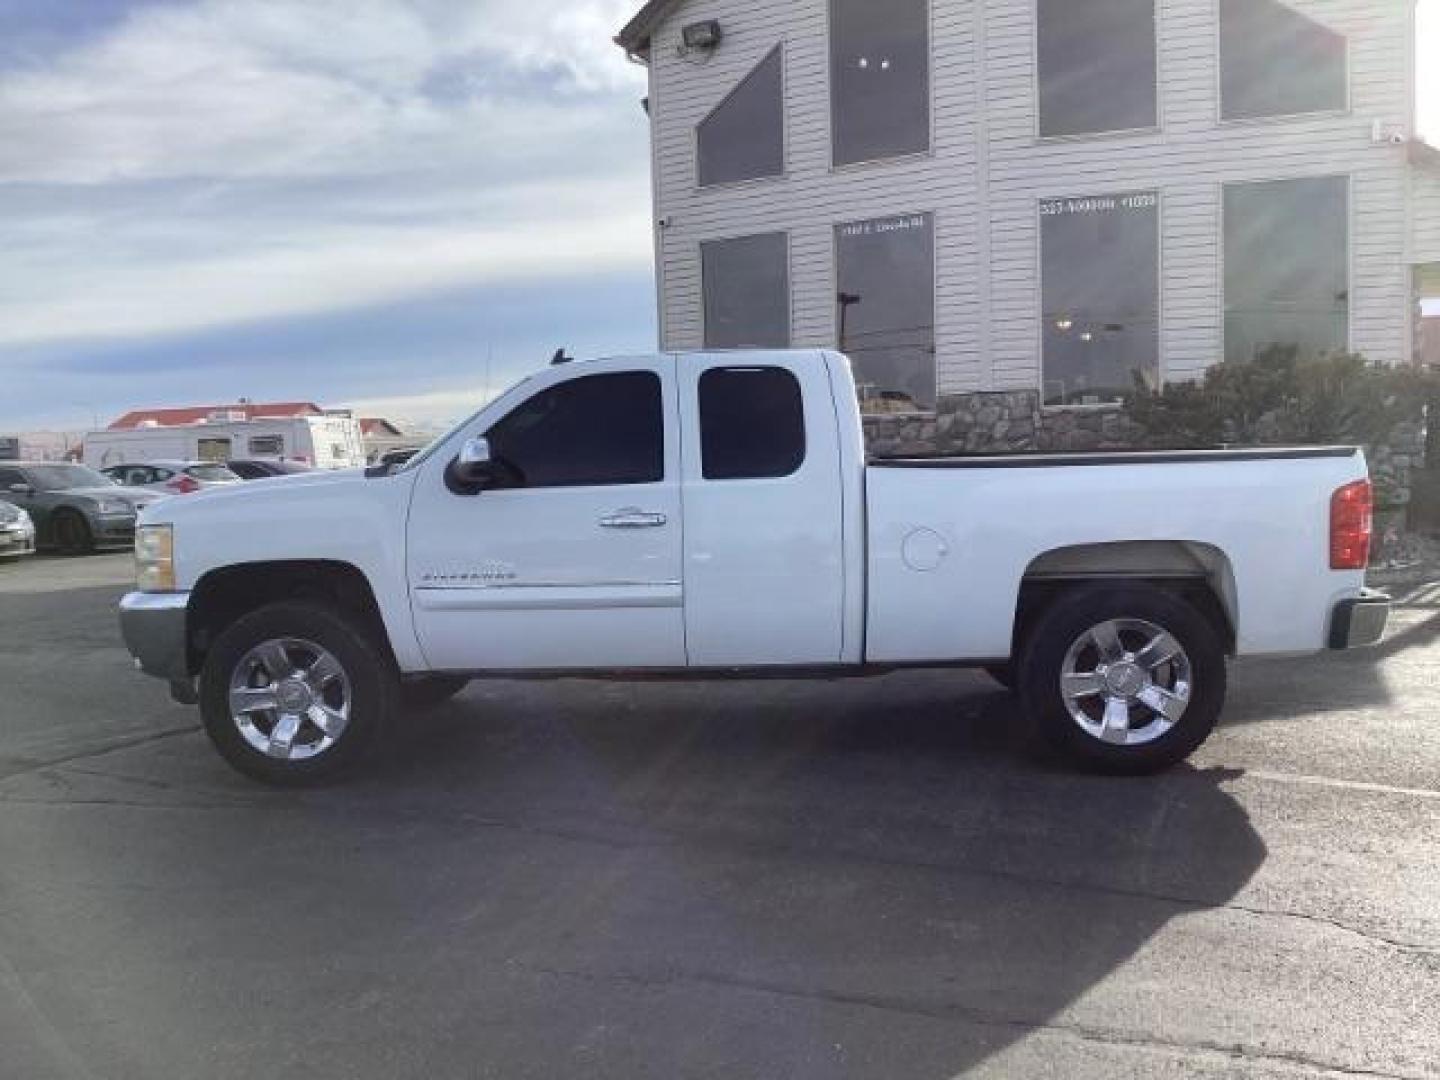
[1415,165,1440,265]
[647,0,1419,394]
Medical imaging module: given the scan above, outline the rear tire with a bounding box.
[1017,583,1226,775]
[200,601,396,785]
[53,510,94,555]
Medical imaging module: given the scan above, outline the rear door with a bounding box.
[678,354,847,666]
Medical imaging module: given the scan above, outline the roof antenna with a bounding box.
[551,348,574,366]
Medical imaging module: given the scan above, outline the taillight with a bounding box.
[169,476,200,494]
[1330,480,1373,570]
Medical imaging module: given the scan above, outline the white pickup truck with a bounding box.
[119,350,1389,784]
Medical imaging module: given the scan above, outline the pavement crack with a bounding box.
[0,725,197,783]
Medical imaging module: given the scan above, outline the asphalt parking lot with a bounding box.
[2,554,1438,1080]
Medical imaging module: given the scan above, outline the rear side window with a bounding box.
[486,371,664,489]
[698,366,806,480]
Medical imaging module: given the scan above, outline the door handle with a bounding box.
[599,508,668,529]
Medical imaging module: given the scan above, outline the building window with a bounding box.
[486,372,664,489]
[248,435,284,456]
[699,367,807,480]
[698,46,784,187]
[830,0,930,167]
[835,212,936,413]
[1219,0,1346,121]
[1224,176,1349,363]
[1041,191,1160,406]
[702,233,790,349]
[1036,0,1157,139]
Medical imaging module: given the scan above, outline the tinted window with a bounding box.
[702,233,790,349]
[0,467,25,488]
[1041,191,1160,406]
[698,46,784,187]
[1037,0,1157,138]
[830,0,929,166]
[1220,0,1346,121]
[249,435,284,456]
[485,372,663,489]
[1224,176,1349,362]
[699,367,806,480]
[835,212,936,413]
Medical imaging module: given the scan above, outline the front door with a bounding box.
[406,359,685,671]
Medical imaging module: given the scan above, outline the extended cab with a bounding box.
[119,351,1390,783]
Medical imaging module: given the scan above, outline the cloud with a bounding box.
[0,269,658,430]
[0,0,655,421]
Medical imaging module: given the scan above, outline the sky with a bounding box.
[0,1,1436,432]
[0,0,655,431]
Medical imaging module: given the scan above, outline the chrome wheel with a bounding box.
[227,638,351,761]
[1060,618,1192,748]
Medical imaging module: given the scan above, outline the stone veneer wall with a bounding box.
[863,391,1429,512]
[862,391,1147,457]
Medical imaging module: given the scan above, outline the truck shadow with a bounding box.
[317,677,1270,1077]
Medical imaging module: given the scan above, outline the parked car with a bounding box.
[376,447,422,470]
[101,460,242,495]
[119,349,1389,785]
[0,499,35,559]
[0,462,160,554]
[225,459,314,481]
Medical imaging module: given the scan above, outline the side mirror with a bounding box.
[447,436,495,493]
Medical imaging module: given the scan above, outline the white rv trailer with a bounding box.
[84,413,366,471]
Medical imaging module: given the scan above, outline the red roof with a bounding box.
[109,402,323,430]
[359,418,405,437]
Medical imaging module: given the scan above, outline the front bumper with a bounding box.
[119,591,192,680]
[1329,589,1391,650]
[0,524,35,557]
[93,513,138,547]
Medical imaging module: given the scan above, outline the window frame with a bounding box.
[827,0,936,171]
[481,370,668,492]
[697,365,808,482]
[1034,189,1166,411]
[830,208,940,417]
[694,43,789,191]
[1218,173,1353,365]
[1030,0,1164,144]
[1212,0,1351,127]
[700,231,793,351]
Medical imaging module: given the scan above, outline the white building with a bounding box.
[617,0,1440,420]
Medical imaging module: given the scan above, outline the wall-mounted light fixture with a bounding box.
[680,19,723,55]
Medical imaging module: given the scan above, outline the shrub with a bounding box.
[1124,347,1435,451]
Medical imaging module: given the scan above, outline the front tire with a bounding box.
[52,510,94,555]
[1017,584,1226,775]
[200,602,396,785]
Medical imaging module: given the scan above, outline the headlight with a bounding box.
[96,499,131,514]
[135,525,176,592]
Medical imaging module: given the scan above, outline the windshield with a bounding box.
[24,464,116,491]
